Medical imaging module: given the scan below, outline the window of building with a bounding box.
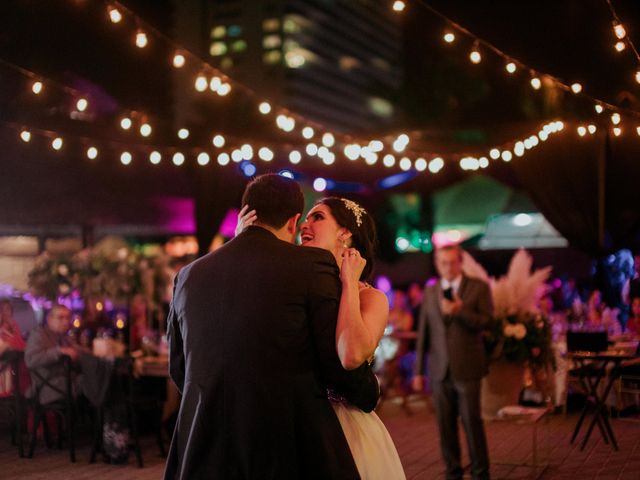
[368,97,394,117]
[263,50,282,65]
[371,57,391,72]
[283,17,301,34]
[262,34,281,50]
[262,18,280,32]
[211,26,226,39]
[227,25,242,37]
[231,39,248,53]
[210,42,228,57]
[285,48,314,69]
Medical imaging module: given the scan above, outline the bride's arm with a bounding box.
[336,250,389,370]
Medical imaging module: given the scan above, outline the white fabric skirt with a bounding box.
[332,401,406,480]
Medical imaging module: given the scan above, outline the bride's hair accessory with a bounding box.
[341,198,366,227]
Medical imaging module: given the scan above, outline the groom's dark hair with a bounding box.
[241,173,304,229]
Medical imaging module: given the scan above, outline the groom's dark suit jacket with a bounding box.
[164,226,379,480]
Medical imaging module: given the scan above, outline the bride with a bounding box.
[239,197,405,480]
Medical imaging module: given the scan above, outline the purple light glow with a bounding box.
[219,208,240,238]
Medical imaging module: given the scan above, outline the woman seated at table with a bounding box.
[0,299,26,397]
[626,297,640,335]
[585,290,622,336]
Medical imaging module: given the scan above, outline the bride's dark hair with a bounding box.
[316,197,377,281]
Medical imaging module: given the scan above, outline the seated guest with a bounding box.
[25,305,84,404]
[626,297,640,335]
[0,299,26,397]
[586,290,622,336]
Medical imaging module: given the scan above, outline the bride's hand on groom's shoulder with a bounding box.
[235,205,257,236]
[340,248,366,286]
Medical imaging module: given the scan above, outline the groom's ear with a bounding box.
[287,213,301,235]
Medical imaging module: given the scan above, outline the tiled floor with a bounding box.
[1,397,639,479]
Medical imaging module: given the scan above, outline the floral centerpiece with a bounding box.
[463,248,554,369]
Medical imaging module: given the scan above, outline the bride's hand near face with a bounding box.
[235,205,257,236]
[340,248,366,287]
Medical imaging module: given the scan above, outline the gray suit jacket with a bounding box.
[414,275,493,382]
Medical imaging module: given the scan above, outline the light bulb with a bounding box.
[344,144,361,160]
[195,75,208,92]
[302,127,315,139]
[209,76,222,92]
[383,154,396,168]
[615,41,626,52]
[31,81,43,95]
[428,157,444,173]
[595,104,604,114]
[636,126,640,136]
[313,178,327,192]
[20,130,31,142]
[415,158,427,171]
[306,143,318,156]
[231,150,243,163]
[571,83,582,94]
[636,71,640,84]
[469,49,481,64]
[392,1,405,12]
[120,152,132,165]
[489,148,500,160]
[588,125,597,134]
[614,22,626,40]
[478,157,489,168]
[212,135,225,148]
[322,133,335,147]
[443,32,455,43]
[149,151,162,164]
[140,123,152,137]
[108,7,122,23]
[368,140,383,152]
[501,151,512,162]
[399,157,412,171]
[172,152,185,166]
[259,102,271,114]
[289,150,302,164]
[241,144,253,160]
[173,53,186,68]
[530,77,542,90]
[613,127,622,137]
[120,117,132,130]
[52,137,63,150]
[218,83,231,96]
[86,147,98,159]
[216,153,229,166]
[611,113,621,125]
[514,142,525,157]
[197,152,210,166]
[505,62,517,74]
[135,31,148,48]
[258,147,273,161]
[577,126,587,137]
[178,128,189,140]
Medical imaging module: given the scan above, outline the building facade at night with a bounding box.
[179,0,402,133]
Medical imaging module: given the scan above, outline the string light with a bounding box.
[530,77,542,90]
[197,152,210,166]
[322,133,335,147]
[637,126,640,136]
[209,76,221,92]
[194,75,208,92]
[108,6,122,24]
[399,157,412,171]
[51,137,63,150]
[139,123,152,137]
[231,149,243,163]
[212,134,225,148]
[172,152,185,166]
[428,157,444,173]
[289,150,302,164]
[514,141,525,156]
[120,151,132,165]
[149,151,162,164]
[443,32,455,43]
[258,147,274,161]
[570,83,582,94]
[218,83,232,96]
[415,158,427,171]
[383,154,396,168]
[217,152,230,166]
[489,148,500,160]
[177,128,189,139]
[505,62,517,74]
[19,130,31,142]
[241,144,253,160]
[613,127,622,136]
[368,140,384,152]
[120,117,132,130]
[613,22,627,40]
[635,71,640,84]
[478,157,489,168]
[588,124,597,134]
[615,41,626,52]
[259,102,271,114]
[469,42,482,64]
[392,1,406,12]
[306,143,318,156]
[31,81,43,95]
[172,53,186,68]
[344,144,361,160]
[86,146,98,159]
[302,127,315,139]
[76,98,88,111]
[595,105,604,114]
[577,126,587,137]
[611,113,621,125]
[501,151,512,162]
[135,30,148,48]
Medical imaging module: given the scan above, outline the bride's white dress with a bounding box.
[331,400,406,479]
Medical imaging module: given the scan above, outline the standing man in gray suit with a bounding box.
[412,245,493,480]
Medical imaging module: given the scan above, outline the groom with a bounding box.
[165,173,379,480]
